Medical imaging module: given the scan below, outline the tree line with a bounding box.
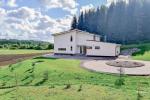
[0,39,53,50]
[71,0,150,44]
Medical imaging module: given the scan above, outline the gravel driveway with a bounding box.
[82,59,150,76]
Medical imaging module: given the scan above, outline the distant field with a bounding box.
[1,57,150,99]
[0,49,52,55]
[122,43,150,61]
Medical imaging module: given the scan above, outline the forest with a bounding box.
[0,39,53,50]
[72,0,150,44]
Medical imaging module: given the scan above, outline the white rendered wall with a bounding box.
[76,32,97,45]
[54,31,77,54]
[86,41,119,56]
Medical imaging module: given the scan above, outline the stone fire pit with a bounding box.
[106,61,145,68]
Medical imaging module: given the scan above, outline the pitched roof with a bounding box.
[52,29,100,37]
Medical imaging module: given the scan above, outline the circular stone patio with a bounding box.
[82,59,150,75]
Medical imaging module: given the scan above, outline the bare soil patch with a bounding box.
[0,52,51,66]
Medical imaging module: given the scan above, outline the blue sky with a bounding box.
[0,0,110,42]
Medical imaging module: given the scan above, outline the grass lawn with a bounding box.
[122,43,150,61]
[0,49,52,55]
[1,57,150,100]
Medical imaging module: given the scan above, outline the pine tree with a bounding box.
[73,0,150,44]
[71,15,77,29]
[77,12,84,30]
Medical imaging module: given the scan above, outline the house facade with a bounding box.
[52,29,120,56]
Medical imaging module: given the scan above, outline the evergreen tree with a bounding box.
[74,0,150,44]
[77,12,84,30]
[71,15,77,29]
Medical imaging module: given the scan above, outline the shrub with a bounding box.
[64,84,71,89]
[115,78,125,86]
[77,85,82,92]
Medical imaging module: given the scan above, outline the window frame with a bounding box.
[70,46,73,51]
[86,46,92,49]
[70,35,73,42]
[95,46,100,49]
[58,48,66,51]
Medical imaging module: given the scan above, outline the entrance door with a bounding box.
[80,46,82,54]
[79,46,86,55]
[83,46,86,55]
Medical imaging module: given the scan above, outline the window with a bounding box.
[70,46,72,51]
[87,46,92,49]
[95,46,100,49]
[58,48,66,51]
[70,35,73,42]
[93,35,96,40]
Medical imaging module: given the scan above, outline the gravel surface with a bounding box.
[82,59,150,76]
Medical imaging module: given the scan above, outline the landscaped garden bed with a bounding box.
[106,60,145,68]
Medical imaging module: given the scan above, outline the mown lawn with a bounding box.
[0,49,52,55]
[122,43,150,61]
[1,57,150,100]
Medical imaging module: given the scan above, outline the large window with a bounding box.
[58,48,66,51]
[70,46,73,51]
[87,46,92,49]
[95,46,100,49]
[70,35,73,42]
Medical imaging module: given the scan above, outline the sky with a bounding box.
[0,0,115,42]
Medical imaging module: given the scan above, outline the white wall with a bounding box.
[116,46,120,55]
[76,32,93,45]
[54,31,77,54]
[86,41,120,56]
[53,30,120,56]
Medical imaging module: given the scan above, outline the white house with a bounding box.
[52,29,121,56]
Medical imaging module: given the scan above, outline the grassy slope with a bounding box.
[0,49,51,55]
[1,57,150,100]
[122,43,150,61]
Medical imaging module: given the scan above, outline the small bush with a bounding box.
[64,84,71,89]
[115,78,125,86]
[77,85,82,92]
[9,65,14,72]
[49,85,55,89]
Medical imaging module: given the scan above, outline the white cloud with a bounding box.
[7,0,18,7]
[0,0,18,7]
[40,0,78,15]
[0,7,73,42]
[7,7,39,20]
[80,4,94,12]
[106,0,129,6]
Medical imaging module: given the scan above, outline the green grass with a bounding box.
[1,57,150,99]
[122,43,150,61]
[0,49,52,55]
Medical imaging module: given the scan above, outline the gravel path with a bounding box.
[82,59,150,76]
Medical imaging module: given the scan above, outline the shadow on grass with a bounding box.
[33,57,58,60]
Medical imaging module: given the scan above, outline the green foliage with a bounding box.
[76,0,150,44]
[122,43,150,61]
[64,84,71,89]
[1,58,150,99]
[77,84,82,92]
[115,78,125,87]
[0,39,53,50]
